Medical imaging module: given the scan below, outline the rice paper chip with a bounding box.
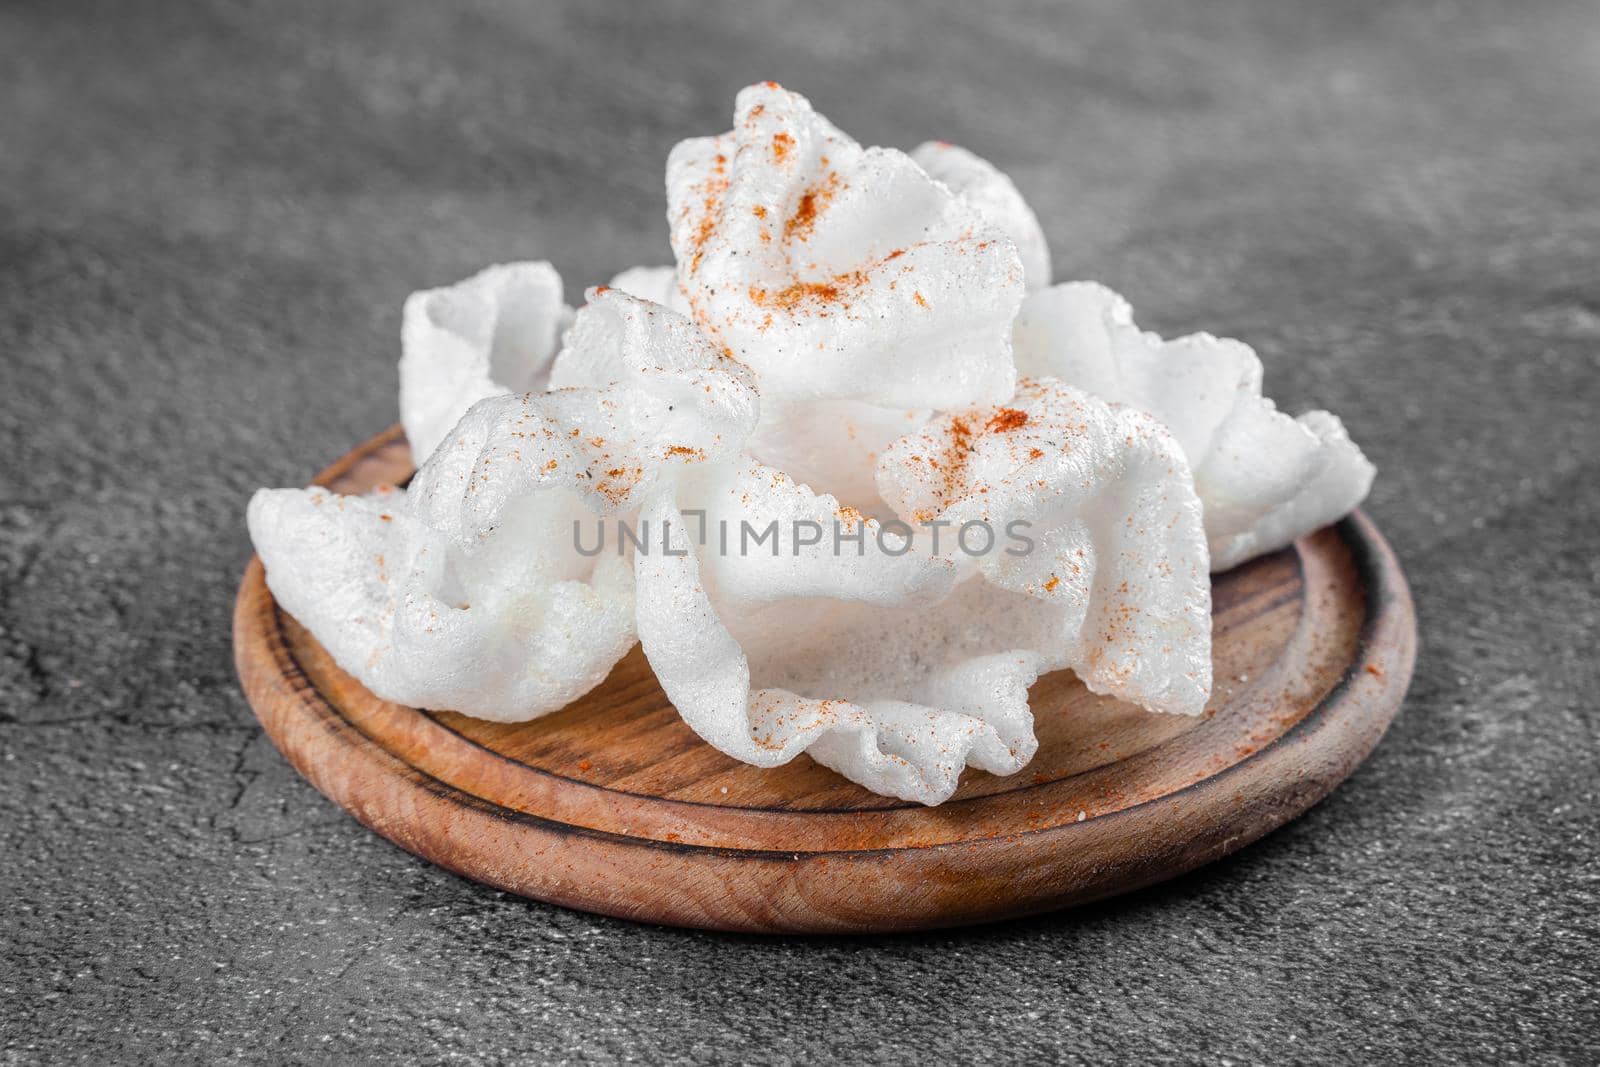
[667,82,1025,410]
[731,135,1053,507]
[251,290,758,722]
[911,141,1050,290]
[399,261,573,465]
[539,288,760,460]
[1011,282,1374,571]
[634,458,1051,806]
[877,378,1213,718]
[247,484,636,722]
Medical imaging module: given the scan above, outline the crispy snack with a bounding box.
[399,261,572,465]
[1013,283,1374,570]
[667,82,1024,411]
[251,291,757,721]
[635,457,1045,806]
[633,380,1208,805]
[878,378,1213,718]
[249,82,1385,805]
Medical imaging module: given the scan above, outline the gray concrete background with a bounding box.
[3,0,1597,1062]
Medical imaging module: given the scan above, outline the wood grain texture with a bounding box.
[233,424,1416,933]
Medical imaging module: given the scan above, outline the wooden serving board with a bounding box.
[234,425,1416,934]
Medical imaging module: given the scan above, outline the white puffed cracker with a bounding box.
[252,290,758,722]
[667,83,1025,410]
[634,458,1049,805]
[399,261,573,465]
[633,377,1211,803]
[1012,282,1374,570]
[876,377,1213,718]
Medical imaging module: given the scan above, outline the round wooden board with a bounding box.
[235,424,1416,934]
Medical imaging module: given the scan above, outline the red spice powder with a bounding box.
[785,173,840,242]
[691,214,716,269]
[985,408,1029,433]
[748,267,870,313]
[928,414,976,506]
[787,191,819,238]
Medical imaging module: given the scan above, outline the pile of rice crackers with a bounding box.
[250,84,1372,804]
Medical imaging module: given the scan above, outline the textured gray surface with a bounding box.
[3,0,1598,1062]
